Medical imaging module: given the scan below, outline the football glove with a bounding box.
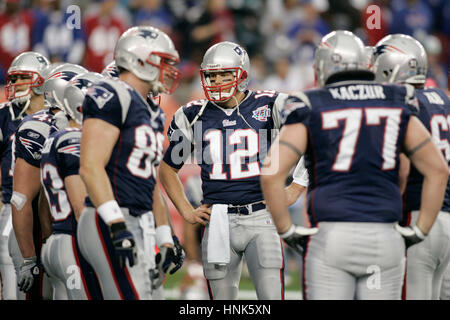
[394,223,427,249]
[150,246,176,289]
[110,222,137,268]
[18,256,40,292]
[280,224,318,256]
[169,235,185,275]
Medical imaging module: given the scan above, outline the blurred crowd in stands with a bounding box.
[0,0,448,107]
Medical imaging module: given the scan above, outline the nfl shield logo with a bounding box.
[252,105,271,122]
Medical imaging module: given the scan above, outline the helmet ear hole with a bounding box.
[241,70,247,80]
[138,59,144,67]
[77,106,82,113]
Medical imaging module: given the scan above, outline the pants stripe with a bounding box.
[95,213,139,300]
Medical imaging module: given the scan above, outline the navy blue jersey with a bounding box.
[404,87,450,214]
[41,128,81,235]
[0,102,26,203]
[82,79,165,216]
[15,108,58,168]
[282,81,418,224]
[163,90,287,205]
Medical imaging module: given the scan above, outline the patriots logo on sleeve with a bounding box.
[282,97,306,118]
[87,86,114,109]
[19,136,44,160]
[58,144,80,157]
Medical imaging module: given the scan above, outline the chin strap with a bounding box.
[10,98,30,121]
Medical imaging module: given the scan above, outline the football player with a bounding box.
[0,52,49,300]
[11,62,86,299]
[261,30,448,300]
[159,41,300,300]
[77,26,182,300]
[373,34,450,300]
[40,72,104,300]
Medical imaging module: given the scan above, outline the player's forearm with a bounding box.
[159,162,194,220]
[153,183,170,227]
[12,204,36,258]
[261,174,293,234]
[417,172,448,234]
[38,189,52,240]
[79,165,116,208]
[285,183,306,206]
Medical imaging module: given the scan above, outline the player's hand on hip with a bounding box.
[110,222,137,268]
[18,256,40,292]
[185,204,211,225]
[169,235,185,274]
[150,246,176,289]
[394,223,427,249]
[279,224,318,256]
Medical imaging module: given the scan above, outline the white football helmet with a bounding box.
[42,63,88,110]
[102,61,119,79]
[5,51,50,104]
[373,34,427,84]
[200,41,250,102]
[63,72,104,125]
[314,30,369,87]
[114,26,180,95]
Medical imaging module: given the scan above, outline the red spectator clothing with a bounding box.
[0,11,34,81]
[83,15,127,73]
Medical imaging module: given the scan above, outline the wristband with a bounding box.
[279,225,295,239]
[156,225,174,247]
[97,200,124,225]
[413,225,427,239]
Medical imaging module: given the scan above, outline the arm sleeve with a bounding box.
[15,123,48,168]
[403,84,419,116]
[272,92,288,129]
[56,142,81,178]
[281,92,312,126]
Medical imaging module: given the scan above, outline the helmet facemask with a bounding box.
[5,71,44,104]
[200,67,247,102]
[146,51,181,95]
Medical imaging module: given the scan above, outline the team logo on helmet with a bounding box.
[48,71,78,81]
[138,29,159,40]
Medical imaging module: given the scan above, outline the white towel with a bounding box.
[2,209,12,237]
[292,156,309,187]
[207,204,230,265]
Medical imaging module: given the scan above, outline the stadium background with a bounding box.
[0,0,448,299]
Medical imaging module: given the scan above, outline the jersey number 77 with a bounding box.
[322,107,403,171]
